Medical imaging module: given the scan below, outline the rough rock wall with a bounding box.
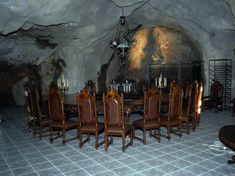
[0,0,234,105]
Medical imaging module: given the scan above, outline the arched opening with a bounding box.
[101,26,203,90]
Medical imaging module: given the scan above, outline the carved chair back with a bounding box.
[196,82,204,114]
[210,81,223,102]
[48,88,65,123]
[103,88,124,127]
[77,88,97,125]
[144,86,161,122]
[189,81,199,114]
[168,81,184,121]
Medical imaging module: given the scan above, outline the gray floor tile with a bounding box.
[64,169,89,176]
[37,167,61,176]
[0,170,13,176]
[214,165,235,176]
[140,168,166,176]
[168,169,197,176]
[197,159,222,170]
[157,154,178,163]
[58,163,80,173]
[1,108,235,176]
[68,153,89,162]
[118,156,140,165]
[8,160,30,169]
[27,156,48,164]
[182,154,204,163]
[75,159,98,169]
[128,162,151,172]
[95,170,117,176]
[169,159,192,168]
[11,165,35,176]
[102,160,125,170]
[85,164,107,175]
[32,161,54,171]
[0,163,9,172]
[184,164,209,175]
[51,158,72,166]
[111,166,136,176]
[143,158,166,166]
[200,171,224,176]
[45,153,65,161]
[157,163,180,173]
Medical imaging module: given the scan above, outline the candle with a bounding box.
[158,77,162,88]
[66,79,69,88]
[155,77,158,87]
[57,78,61,87]
[164,77,167,87]
[61,74,65,87]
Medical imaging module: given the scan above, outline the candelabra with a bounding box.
[155,74,167,89]
[57,74,69,97]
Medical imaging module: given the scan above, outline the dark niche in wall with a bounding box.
[105,26,203,86]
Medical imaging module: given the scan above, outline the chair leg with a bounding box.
[186,121,190,135]
[105,134,108,151]
[95,133,99,150]
[143,129,146,144]
[62,129,66,144]
[228,155,235,164]
[157,128,161,142]
[130,130,133,146]
[110,136,113,144]
[39,125,42,140]
[167,126,170,141]
[77,127,80,140]
[79,133,82,148]
[50,126,53,144]
[87,134,90,142]
[122,135,126,152]
[178,124,182,138]
[133,126,136,139]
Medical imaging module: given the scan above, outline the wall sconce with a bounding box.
[57,74,69,96]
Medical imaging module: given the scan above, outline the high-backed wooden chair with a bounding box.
[181,83,193,134]
[203,81,223,113]
[48,88,78,144]
[24,84,49,138]
[103,88,133,152]
[159,81,183,140]
[76,88,104,149]
[24,84,35,131]
[195,82,203,127]
[181,81,199,134]
[132,86,161,144]
[32,87,50,139]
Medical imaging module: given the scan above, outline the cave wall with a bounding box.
[0,0,234,105]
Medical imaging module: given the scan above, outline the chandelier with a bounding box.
[110,12,134,67]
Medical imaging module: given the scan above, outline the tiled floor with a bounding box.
[0,107,235,176]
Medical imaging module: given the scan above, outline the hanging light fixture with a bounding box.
[110,9,135,67]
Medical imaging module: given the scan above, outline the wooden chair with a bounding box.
[159,81,183,140]
[203,81,223,113]
[181,81,199,134]
[195,82,203,127]
[76,88,104,149]
[24,84,49,138]
[48,88,78,144]
[132,86,161,144]
[103,88,133,152]
[181,83,193,134]
[24,84,35,131]
[32,87,50,139]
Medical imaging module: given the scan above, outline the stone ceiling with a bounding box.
[0,0,235,105]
